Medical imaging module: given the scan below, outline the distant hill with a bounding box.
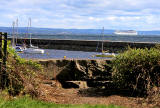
[138,31,160,35]
[0,27,114,35]
[0,27,160,35]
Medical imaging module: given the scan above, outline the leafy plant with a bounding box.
[111,47,160,95]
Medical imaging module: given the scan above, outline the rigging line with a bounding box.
[96,40,99,52]
[96,28,104,52]
[29,18,32,46]
[15,18,18,45]
[12,21,15,47]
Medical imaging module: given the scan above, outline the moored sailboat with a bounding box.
[95,27,115,58]
[23,18,44,54]
[12,19,26,52]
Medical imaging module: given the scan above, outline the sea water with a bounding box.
[18,49,113,59]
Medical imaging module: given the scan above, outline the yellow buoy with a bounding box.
[63,56,66,59]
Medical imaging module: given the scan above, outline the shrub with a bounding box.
[0,41,43,96]
[111,47,160,94]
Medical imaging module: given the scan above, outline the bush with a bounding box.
[111,47,160,94]
[0,42,43,96]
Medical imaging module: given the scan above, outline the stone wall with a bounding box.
[35,59,112,83]
[11,38,157,53]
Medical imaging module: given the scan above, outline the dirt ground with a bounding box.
[36,79,160,108]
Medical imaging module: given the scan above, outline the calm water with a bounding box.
[18,49,113,59]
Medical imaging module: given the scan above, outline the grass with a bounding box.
[0,97,125,108]
[95,54,115,58]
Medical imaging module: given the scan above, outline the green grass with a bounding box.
[95,54,115,58]
[0,97,125,108]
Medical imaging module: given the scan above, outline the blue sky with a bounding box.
[0,0,160,30]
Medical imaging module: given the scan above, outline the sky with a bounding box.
[0,0,160,30]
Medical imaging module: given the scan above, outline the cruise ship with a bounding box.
[114,30,138,35]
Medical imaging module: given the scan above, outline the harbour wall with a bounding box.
[10,38,157,52]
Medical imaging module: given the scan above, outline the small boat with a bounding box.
[23,18,44,54]
[11,19,26,52]
[24,47,44,54]
[14,44,26,52]
[95,51,115,58]
[95,27,115,58]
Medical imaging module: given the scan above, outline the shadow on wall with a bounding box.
[38,59,112,88]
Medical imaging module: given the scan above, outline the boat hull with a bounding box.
[13,45,26,52]
[24,48,44,54]
[95,53,115,58]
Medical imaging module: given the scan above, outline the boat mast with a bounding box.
[101,27,104,53]
[28,18,32,46]
[15,18,18,45]
[12,21,15,47]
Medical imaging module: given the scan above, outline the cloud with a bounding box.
[0,0,160,30]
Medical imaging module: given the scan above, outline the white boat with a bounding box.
[114,30,138,35]
[12,43,26,52]
[95,27,115,58]
[23,18,44,54]
[13,44,26,52]
[95,52,115,58]
[24,47,44,54]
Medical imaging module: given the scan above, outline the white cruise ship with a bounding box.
[114,30,138,35]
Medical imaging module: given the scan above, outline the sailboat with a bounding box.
[95,27,115,58]
[12,19,26,52]
[23,18,44,54]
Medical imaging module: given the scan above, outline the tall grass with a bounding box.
[0,97,125,108]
